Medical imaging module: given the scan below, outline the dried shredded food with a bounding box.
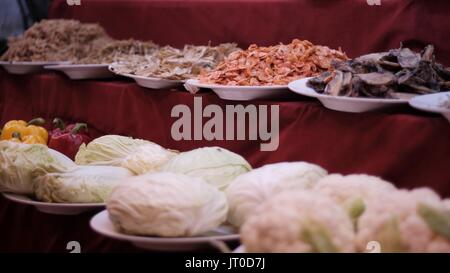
[111,43,239,80]
[75,39,159,64]
[1,19,110,62]
[197,39,348,86]
[308,45,450,98]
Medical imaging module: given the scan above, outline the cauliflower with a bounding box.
[356,188,450,253]
[240,190,355,253]
[444,199,450,209]
[314,174,397,226]
[226,162,327,227]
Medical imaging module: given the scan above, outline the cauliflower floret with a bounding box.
[240,190,355,253]
[444,199,450,210]
[356,188,450,253]
[314,174,396,204]
[226,162,327,228]
[313,174,397,226]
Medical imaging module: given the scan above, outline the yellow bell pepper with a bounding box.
[0,118,49,144]
[22,135,47,145]
[0,120,27,140]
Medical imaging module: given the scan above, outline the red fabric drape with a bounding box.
[49,0,450,65]
[1,70,449,192]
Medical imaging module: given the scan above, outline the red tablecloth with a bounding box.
[1,70,450,190]
[49,0,450,65]
[2,0,450,252]
[1,70,450,252]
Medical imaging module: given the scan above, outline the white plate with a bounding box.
[0,61,65,74]
[185,79,290,101]
[233,245,246,253]
[90,210,240,251]
[45,64,115,80]
[108,64,184,89]
[409,91,450,122]
[2,193,105,215]
[288,77,416,113]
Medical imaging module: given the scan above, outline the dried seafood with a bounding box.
[1,19,110,62]
[308,45,450,98]
[75,39,159,64]
[197,39,348,86]
[111,43,239,80]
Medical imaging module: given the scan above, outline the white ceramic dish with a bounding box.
[409,91,450,122]
[185,79,290,101]
[288,77,416,113]
[109,64,184,89]
[233,245,246,253]
[45,64,115,80]
[90,210,240,251]
[0,61,64,74]
[2,193,105,215]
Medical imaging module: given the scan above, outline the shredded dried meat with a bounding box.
[1,20,161,65]
[1,19,110,62]
[198,39,348,86]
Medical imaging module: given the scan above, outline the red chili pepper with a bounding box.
[48,118,92,160]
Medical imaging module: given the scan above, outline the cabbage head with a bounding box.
[75,135,177,175]
[34,165,133,203]
[120,144,177,175]
[161,146,252,190]
[75,135,151,166]
[0,141,75,194]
